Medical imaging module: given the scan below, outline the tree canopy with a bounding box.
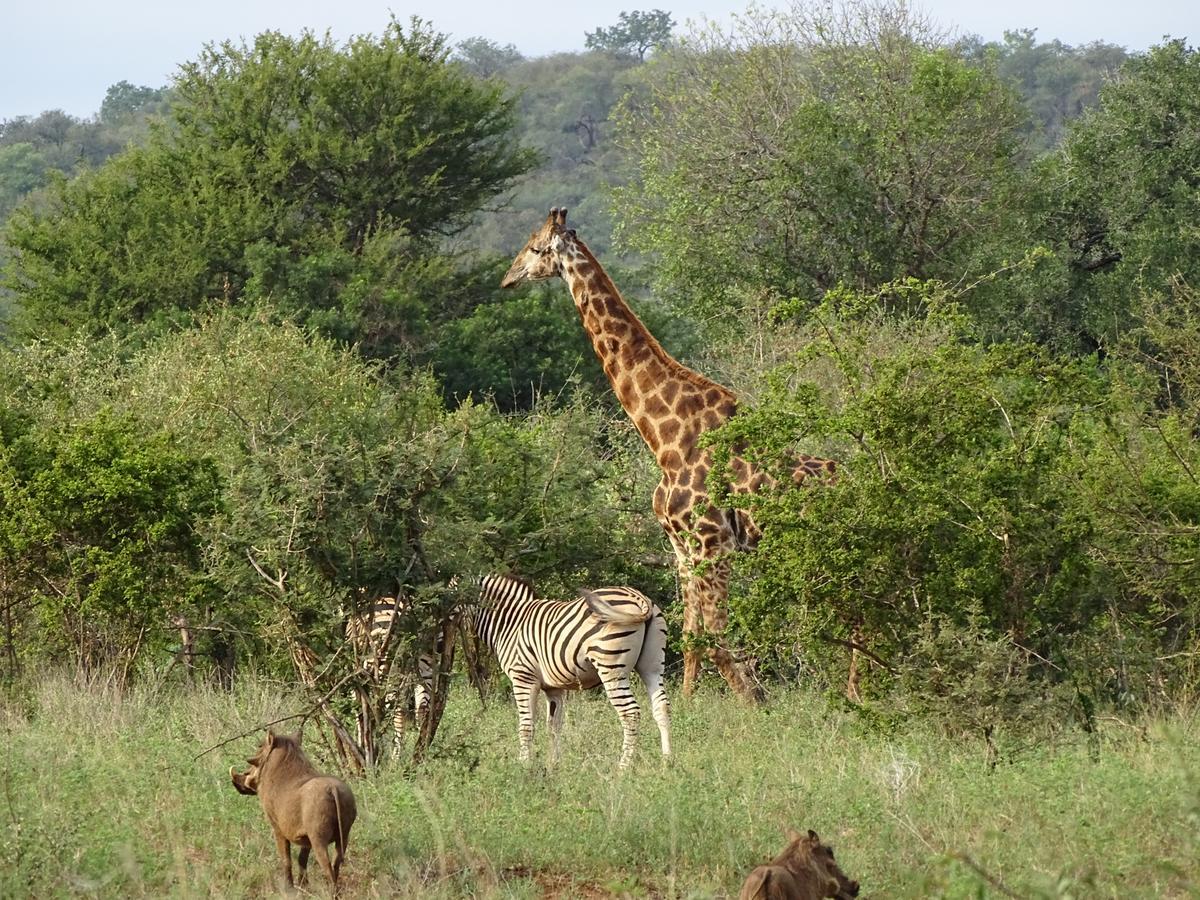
[613,3,1023,326]
[2,18,536,351]
[585,9,675,61]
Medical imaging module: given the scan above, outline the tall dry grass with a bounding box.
[1,670,1196,897]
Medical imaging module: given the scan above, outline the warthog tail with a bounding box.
[331,783,348,878]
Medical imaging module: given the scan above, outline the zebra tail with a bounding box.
[579,588,652,624]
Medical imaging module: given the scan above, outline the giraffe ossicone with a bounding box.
[502,208,836,704]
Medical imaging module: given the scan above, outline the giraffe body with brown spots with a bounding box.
[502,208,834,703]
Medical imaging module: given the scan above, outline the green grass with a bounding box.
[1,671,1196,898]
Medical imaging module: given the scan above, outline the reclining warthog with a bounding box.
[739,829,860,900]
[231,729,357,892]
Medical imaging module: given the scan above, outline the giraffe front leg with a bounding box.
[693,552,763,704]
[666,528,705,699]
[681,587,703,698]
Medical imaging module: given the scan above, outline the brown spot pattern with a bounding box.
[643,394,669,418]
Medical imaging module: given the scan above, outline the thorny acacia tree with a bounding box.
[612,1,1023,328]
[586,9,676,62]
[119,311,665,767]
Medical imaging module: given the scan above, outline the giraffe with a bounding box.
[501,208,835,703]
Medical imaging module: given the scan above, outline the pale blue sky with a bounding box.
[1,0,1195,121]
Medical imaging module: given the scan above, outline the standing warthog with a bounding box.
[739,828,860,900]
[230,729,357,892]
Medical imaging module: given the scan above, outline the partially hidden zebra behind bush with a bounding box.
[469,573,671,769]
[344,594,440,758]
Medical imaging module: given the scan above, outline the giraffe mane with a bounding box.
[569,237,737,403]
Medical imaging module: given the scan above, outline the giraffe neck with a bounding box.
[557,238,737,466]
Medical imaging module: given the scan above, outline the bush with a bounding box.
[0,410,220,678]
[711,283,1110,703]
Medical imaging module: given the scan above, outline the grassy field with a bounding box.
[1,672,1196,898]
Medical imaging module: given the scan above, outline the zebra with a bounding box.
[468,573,672,769]
[344,595,439,757]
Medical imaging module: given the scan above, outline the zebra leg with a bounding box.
[636,614,672,758]
[511,677,541,763]
[597,670,641,769]
[387,690,406,759]
[544,688,567,764]
[354,686,370,752]
[415,652,433,728]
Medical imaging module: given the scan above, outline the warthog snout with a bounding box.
[230,764,259,795]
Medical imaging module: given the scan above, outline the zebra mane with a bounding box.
[478,572,537,604]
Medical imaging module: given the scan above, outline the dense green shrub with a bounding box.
[0,311,668,686]
[0,409,220,677]
[708,281,1199,716]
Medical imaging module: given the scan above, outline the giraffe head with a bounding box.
[500,207,575,288]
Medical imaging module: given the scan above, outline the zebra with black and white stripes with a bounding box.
[344,595,438,757]
[469,573,671,768]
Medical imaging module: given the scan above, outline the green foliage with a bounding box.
[711,285,1109,693]
[585,9,675,61]
[0,93,171,227]
[893,615,1075,746]
[0,308,666,678]
[1059,282,1200,703]
[613,3,1024,331]
[432,281,596,411]
[705,274,1200,710]
[466,51,640,261]
[4,149,239,337]
[454,37,524,79]
[171,20,533,247]
[961,29,1127,152]
[2,18,536,351]
[0,143,49,220]
[98,81,169,126]
[0,409,219,675]
[1036,38,1200,348]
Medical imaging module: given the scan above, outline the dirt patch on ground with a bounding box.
[503,865,663,899]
